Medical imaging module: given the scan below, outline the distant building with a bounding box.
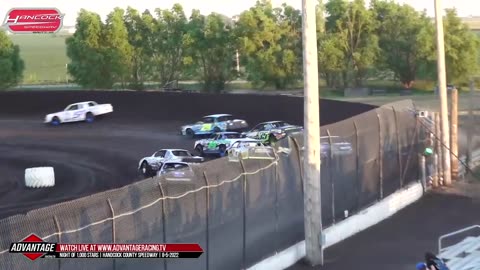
[63,26,76,34]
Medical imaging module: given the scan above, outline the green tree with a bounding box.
[371,0,435,88]
[104,8,134,88]
[124,7,152,89]
[66,9,114,88]
[235,0,302,89]
[317,33,345,88]
[443,9,480,84]
[187,10,237,92]
[0,30,24,89]
[325,0,379,87]
[152,4,190,86]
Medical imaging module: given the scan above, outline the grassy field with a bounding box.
[11,34,70,84]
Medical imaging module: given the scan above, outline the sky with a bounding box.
[0,0,479,26]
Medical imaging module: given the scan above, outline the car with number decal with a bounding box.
[193,132,244,156]
[180,114,248,137]
[44,101,113,126]
[138,149,203,177]
[227,139,276,162]
[242,121,303,145]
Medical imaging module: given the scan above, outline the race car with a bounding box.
[242,121,303,144]
[44,101,113,126]
[138,149,203,177]
[320,136,353,158]
[227,139,276,162]
[156,161,195,181]
[180,114,248,137]
[193,132,244,156]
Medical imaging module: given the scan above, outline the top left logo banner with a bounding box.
[2,8,64,34]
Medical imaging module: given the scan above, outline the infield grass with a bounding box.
[10,34,70,84]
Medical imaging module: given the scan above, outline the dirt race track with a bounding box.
[0,90,376,220]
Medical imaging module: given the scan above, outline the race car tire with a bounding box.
[186,128,195,138]
[50,116,61,126]
[213,126,221,133]
[85,112,95,123]
[140,161,155,177]
[25,167,55,188]
[195,145,204,156]
[218,145,227,157]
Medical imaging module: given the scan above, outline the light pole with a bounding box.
[302,0,323,266]
[434,0,451,185]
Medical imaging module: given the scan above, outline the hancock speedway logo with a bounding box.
[2,8,64,34]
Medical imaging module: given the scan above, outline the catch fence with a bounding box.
[0,100,424,270]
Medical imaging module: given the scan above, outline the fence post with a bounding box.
[401,118,419,183]
[433,153,439,187]
[419,154,427,192]
[435,112,444,185]
[202,171,210,270]
[392,107,403,188]
[377,113,384,200]
[239,159,247,270]
[450,88,459,180]
[106,199,116,270]
[273,151,279,251]
[53,216,62,270]
[326,129,335,223]
[157,182,168,270]
[291,137,304,194]
[353,121,360,211]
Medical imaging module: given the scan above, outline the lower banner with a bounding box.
[9,234,204,261]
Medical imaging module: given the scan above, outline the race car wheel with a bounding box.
[213,126,221,133]
[219,145,227,157]
[269,134,276,145]
[85,112,95,123]
[195,145,204,156]
[25,167,55,188]
[50,116,61,126]
[140,161,154,177]
[186,128,194,137]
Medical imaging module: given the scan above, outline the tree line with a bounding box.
[1,0,479,91]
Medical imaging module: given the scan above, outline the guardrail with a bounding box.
[438,225,480,254]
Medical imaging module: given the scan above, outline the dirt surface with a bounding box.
[288,181,480,270]
[0,91,376,219]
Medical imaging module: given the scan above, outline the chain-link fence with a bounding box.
[0,100,423,270]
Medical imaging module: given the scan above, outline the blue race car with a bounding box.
[180,114,248,137]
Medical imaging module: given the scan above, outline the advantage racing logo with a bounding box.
[2,8,64,34]
[9,234,57,260]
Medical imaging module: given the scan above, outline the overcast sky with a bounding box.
[1,0,478,26]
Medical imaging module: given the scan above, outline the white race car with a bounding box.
[227,138,276,162]
[44,101,113,126]
[138,149,203,177]
[156,161,195,181]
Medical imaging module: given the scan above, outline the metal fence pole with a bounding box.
[353,121,360,211]
[106,199,116,270]
[377,113,384,199]
[291,137,304,195]
[273,152,279,252]
[401,118,419,183]
[433,153,439,187]
[239,160,247,270]
[392,107,403,187]
[157,182,167,270]
[202,171,210,270]
[420,155,427,192]
[326,129,335,223]
[450,88,459,180]
[435,112,444,185]
[53,216,62,270]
